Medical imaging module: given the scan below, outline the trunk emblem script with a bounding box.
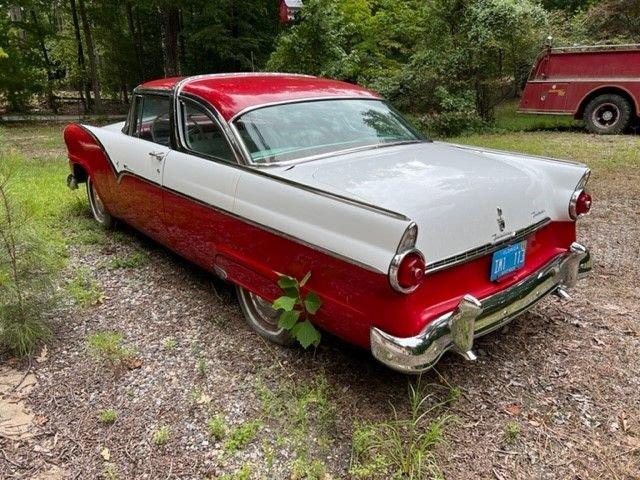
[497,207,506,232]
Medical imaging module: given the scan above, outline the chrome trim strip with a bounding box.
[371,243,591,373]
[425,217,551,274]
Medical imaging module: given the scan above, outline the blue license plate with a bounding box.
[490,241,527,281]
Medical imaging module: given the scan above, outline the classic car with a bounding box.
[63,73,592,373]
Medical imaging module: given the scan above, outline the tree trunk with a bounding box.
[69,0,90,113]
[125,2,144,82]
[29,10,58,114]
[160,6,181,77]
[77,0,103,113]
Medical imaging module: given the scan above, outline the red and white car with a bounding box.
[64,73,592,373]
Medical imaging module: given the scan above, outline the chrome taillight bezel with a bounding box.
[569,170,592,220]
[389,222,425,294]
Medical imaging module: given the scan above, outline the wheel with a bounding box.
[236,286,294,346]
[86,177,114,228]
[583,94,632,135]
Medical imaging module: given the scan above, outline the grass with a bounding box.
[98,409,118,424]
[67,267,103,307]
[256,373,337,475]
[224,420,262,454]
[152,426,170,446]
[104,251,148,269]
[492,100,578,132]
[349,380,452,480]
[207,414,227,441]
[504,421,520,444]
[86,331,135,367]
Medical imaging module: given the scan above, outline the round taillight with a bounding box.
[397,252,426,290]
[575,190,592,216]
[570,188,592,219]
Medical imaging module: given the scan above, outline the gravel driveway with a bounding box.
[0,128,638,479]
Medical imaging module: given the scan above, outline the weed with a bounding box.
[349,379,451,479]
[67,267,103,307]
[219,464,251,480]
[163,338,177,350]
[103,464,119,480]
[98,409,118,424]
[505,421,520,444]
[196,355,207,376]
[291,457,327,480]
[105,251,148,269]
[208,414,227,441]
[86,331,135,367]
[224,420,262,454]
[152,426,170,446]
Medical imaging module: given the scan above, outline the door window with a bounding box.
[180,100,234,161]
[132,95,171,147]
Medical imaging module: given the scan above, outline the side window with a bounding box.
[181,100,234,161]
[132,95,171,147]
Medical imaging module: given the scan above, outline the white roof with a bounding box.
[284,0,303,8]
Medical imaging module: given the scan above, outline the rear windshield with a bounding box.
[233,99,424,165]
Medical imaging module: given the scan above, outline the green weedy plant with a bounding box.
[272,272,322,348]
[86,331,135,367]
[0,157,54,356]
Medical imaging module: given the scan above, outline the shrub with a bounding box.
[0,157,54,356]
[416,110,488,138]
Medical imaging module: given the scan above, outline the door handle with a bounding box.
[148,151,165,161]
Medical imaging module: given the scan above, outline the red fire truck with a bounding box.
[519,44,640,134]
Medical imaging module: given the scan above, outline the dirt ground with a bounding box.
[0,127,639,479]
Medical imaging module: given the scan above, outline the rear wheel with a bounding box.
[236,286,294,346]
[583,94,632,135]
[87,177,114,228]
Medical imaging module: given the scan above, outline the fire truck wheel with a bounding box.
[583,94,632,135]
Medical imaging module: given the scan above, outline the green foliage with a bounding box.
[98,409,118,424]
[291,458,327,480]
[505,421,520,444]
[416,111,488,138]
[152,426,170,446]
[224,420,262,454]
[104,251,148,269]
[349,380,452,479]
[219,465,252,480]
[67,267,103,307]
[0,155,54,357]
[256,374,336,474]
[272,272,322,348]
[86,331,135,367]
[207,414,227,441]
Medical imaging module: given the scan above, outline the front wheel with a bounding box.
[236,286,294,346]
[87,177,114,228]
[583,94,632,135]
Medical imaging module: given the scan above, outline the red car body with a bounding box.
[63,74,592,373]
[519,44,640,133]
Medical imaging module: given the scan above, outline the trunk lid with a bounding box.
[270,141,558,264]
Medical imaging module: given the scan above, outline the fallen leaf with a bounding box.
[529,419,541,427]
[125,357,142,370]
[100,447,110,461]
[35,345,48,363]
[34,415,48,426]
[196,393,212,405]
[619,411,629,432]
[505,404,521,416]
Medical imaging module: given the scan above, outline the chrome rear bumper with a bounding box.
[370,242,591,374]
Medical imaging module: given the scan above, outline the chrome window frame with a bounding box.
[174,94,242,165]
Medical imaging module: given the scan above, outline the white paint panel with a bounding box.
[233,171,410,273]
[162,151,240,212]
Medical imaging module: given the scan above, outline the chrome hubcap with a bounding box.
[593,103,620,128]
[245,290,281,332]
[89,180,107,223]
